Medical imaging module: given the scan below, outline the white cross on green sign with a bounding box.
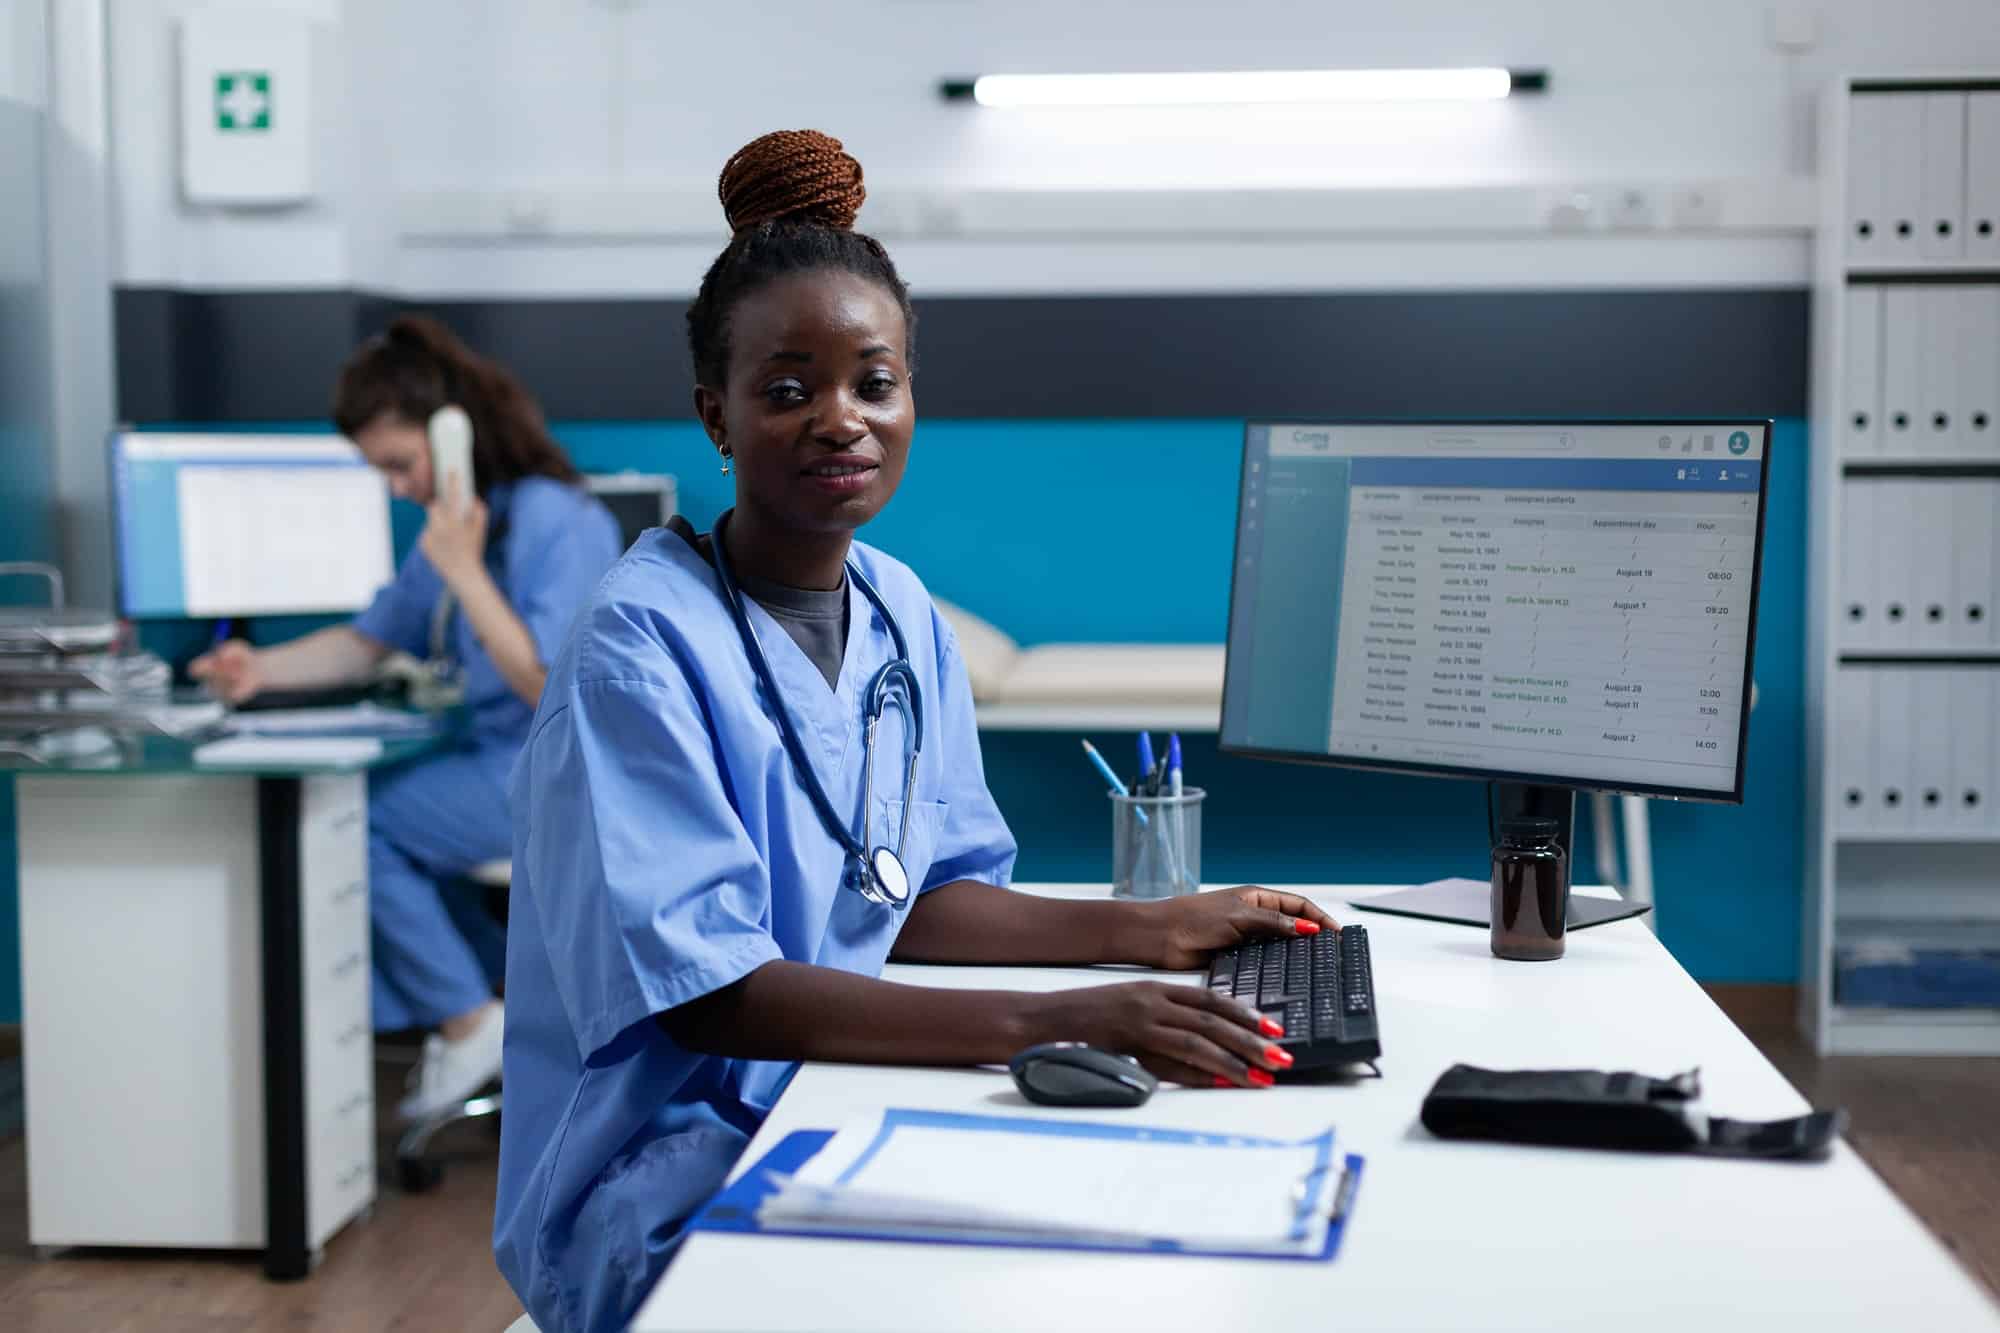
[214,72,272,131]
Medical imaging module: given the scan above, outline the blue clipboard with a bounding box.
[686,1122,1365,1263]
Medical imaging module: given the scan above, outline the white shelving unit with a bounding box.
[1803,75,2000,1055]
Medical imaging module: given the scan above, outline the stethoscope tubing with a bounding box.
[709,511,923,906]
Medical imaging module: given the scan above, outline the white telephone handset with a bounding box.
[427,404,475,514]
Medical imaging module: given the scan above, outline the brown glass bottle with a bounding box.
[1491,816,1569,961]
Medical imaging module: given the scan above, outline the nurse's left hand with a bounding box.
[419,482,489,589]
[1137,887,1340,971]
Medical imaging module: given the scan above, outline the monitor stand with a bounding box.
[1487,781,1577,864]
[1345,780,1649,929]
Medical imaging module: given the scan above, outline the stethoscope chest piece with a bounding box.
[842,845,909,909]
[871,845,910,909]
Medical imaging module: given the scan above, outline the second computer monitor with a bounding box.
[1221,421,1772,803]
[112,432,396,619]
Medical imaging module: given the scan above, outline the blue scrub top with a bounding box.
[352,477,622,747]
[496,527,1018,1333]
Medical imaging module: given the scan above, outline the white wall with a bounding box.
[108,0,2000,295]
[109,0,351,288]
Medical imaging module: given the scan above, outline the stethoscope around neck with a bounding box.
[710,510,924,911]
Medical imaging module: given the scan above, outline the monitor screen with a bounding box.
[584,471,677,552]
[1221,421,1771,802]
[113,432,395,618]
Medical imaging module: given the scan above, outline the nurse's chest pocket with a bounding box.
[827,798,947,961]
[876,798,947,892]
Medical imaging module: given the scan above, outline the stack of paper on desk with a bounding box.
[194,735,384,767]
[753,1108,1347,1258]
[227,702,439,738]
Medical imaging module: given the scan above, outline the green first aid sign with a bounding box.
[214,71,272,131]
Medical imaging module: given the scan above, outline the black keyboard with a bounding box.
[1207,926,1380,1077]
[234,684,377,712]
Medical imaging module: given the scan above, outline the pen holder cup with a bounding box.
[1110,788,1204,900]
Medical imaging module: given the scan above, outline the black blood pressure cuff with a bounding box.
[1419,1065,1844,1160]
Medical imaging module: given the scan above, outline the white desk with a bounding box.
[636,884,1999,1333]
[9,736,440,1279]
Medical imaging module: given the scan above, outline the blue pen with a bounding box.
[210,618,232,648]
[1080,739,1148,826]
[1166,734,1187,892]
[1136,732,1156,793]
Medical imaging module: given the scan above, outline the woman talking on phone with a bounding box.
[191,316,623,1121]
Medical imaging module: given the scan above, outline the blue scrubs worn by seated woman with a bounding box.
[497,129,1330,1333]
[354,475,620,1035]
[499,523,1013,1328]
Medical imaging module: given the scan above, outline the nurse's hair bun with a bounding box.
[718,130,866,234]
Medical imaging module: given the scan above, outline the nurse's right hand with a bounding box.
[1030,981,1294,1089]
[189,639,263,704]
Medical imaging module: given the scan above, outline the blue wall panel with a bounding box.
[561,415,1808,983]
[0,415,1805,1024]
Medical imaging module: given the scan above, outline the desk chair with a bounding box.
[394,856,511,1191]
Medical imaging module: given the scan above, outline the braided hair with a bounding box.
[686,130,915,389]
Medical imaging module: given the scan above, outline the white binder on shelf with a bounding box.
[1874,480,1916,646]
[1874,667,1915,830]
[1912,480,1956,649]
[1844,285,1884,458]
[1881,288,1923,454]
[1964,287,2000,459]
[1951,480,1995,649]
[1834,666,1875,831]
[1879,94,1926,263]
[1965,92,2000,264]
[1948,669,1994,833]
[1847,93,1888,264]
[1912,666,1955,827]
[1992,479,2000,644]
[1840,481,1878,650]
[1919,288,1962,456]
[1919,93,1968,263]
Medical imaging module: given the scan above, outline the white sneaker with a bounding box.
[396,1003,504,1124]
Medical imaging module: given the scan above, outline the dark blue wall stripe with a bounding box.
[114,288,1809,424]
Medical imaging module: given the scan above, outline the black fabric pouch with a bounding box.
[1420,1064,1844,1160]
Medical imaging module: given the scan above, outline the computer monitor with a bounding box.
[584,471,677,552]
[1221,420,1772,848]
[112,432,395,618]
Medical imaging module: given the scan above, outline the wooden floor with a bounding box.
[0,991,1996,1330]
[0,1049,523,1333]
[1711,985,2000,1300]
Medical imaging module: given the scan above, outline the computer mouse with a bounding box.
[1008,1042,1159,1108]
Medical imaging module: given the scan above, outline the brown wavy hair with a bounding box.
[332,314,581,494]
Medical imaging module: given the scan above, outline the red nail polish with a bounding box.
[1247,1068,1276,1088]
[1266,1045,1294,1068]
[1213,1075,1233,1089]
[1259,1015,1285,1038]
[1293,919,1321,935]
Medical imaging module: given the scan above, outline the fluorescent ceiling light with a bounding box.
[942,68,1544,107]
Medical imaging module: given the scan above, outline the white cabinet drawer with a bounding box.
[309,1096,376,1247]
[300,774,368,922]
[303,906,368,1004]
[301,773,366,836]
[305,986,372,1124]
